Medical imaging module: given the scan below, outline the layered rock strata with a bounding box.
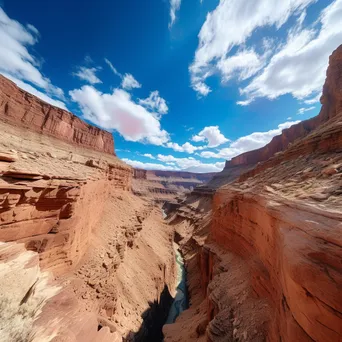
[0,75,114,154]
[0,242,121,342]
[0,120,176,341]
[224,46,342,169]
[164,45,342,342]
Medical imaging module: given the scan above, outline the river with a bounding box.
[165,243,188,324]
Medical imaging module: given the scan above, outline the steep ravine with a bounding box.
[0,121,179,341]
[162,45,342,342]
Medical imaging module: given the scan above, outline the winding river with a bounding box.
[165,244,188,324]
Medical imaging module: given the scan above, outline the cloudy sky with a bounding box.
[1,0,341,172]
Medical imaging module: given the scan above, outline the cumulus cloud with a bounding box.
[123,158,175,171]
[239,0,342,103]
[169,0,181,28]
[166,141,202,154]
[143,153,155,159]
[104,59,141,91]
[69,86,169,145]
[190,0,316,96]
[297,106,315,114]
[121,73,141,90]
[217,48,270,83]
[139,91,168,115]
[0,8,65,101]
[303,93,321,105]
[200,120,300,160]
[126,155,224,173]
[72,66,102,84]
[192,126,229,147]
[157,154,224,172]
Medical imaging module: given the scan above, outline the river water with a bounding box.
[165,243,188,324]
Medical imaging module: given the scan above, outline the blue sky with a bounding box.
[0,0,341,172]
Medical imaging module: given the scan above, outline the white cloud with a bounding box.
[303,93,321,104]
[166,141,201,154]
[121,73,141,90]
[157,154,224,172]
[73,66,102,84]
[169,0,181,28]
[0,8,65,100]
[192,126,229,147]
[190,0,316,96]
[297,106,315,114]
[236,99,253,106]
[217,48,269,83]
[3,73,67,110]
[139,91,168,115]
[123,158,175,171]
[239,0,342,103]
[69,86,169,145]
[104,60,142,93]
[143,153,155,159]
[104,58,122,78]
[200,120,300,159]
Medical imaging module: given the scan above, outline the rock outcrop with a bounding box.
[224,46,342,169]
[133,170,217,203]
[0,122,131,275]
[0,75,115,155]
[0,242,121,342]
[164,45,342,342]
[0,117,175,340]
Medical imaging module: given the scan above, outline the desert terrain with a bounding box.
[0,44,341,342]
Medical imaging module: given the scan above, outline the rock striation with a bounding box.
[164,45,342,342]
[0,117,175,340]
[0,124,131,274]
[0,242,121,342]
[224,45,342,169]
[0,75,115,155]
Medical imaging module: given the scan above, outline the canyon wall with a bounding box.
[0,242,121,342]
[0,110,176,340]
[0,75,115,155]
[164,45,342,342]
[225,45,342,168]
[132,169,216,202]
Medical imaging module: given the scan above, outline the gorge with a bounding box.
[0,44,342,342]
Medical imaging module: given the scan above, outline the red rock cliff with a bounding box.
[0,75,115,155]
[225,45,342,168]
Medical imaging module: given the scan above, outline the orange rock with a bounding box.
[0,75,115,155]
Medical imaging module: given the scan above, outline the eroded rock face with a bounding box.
[0,75,115,155]
[0,242,120,342]
[0,121,131,276]
[225,45,342,169]
[211,189,342,341]
[164,45,342,342]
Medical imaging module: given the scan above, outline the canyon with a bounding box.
[163,45,342,342]
[0,44,341,342]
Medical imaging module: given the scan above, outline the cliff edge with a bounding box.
[225,45,342,168]
[0,75,115,155]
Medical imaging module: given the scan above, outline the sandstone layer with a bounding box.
[0,242,121,342]
[0,75,114,155]
[164,45,342,342]
[133,169,216,203]
[224,45,342,169]
[0,120,177,341]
